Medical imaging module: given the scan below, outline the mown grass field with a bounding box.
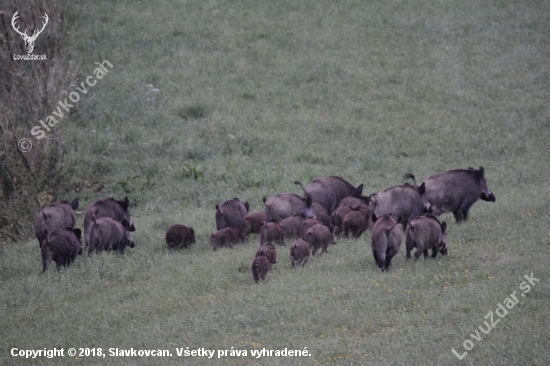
[2,0,550,364]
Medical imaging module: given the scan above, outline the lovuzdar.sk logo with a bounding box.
[11,10,48,60]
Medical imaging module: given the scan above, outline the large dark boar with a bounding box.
[260,222,285,246]
[88,217,135,254]
[305,224,334,255]
[35,198,78,248]
[41,228,83,272]
[210,227,248,250]
[373,179,429,231]
[290,238,311,267]
[295,176,364,214]
[252,255,270,283]
[243,212,267,234]
[256,244,277,265]
[165,224,196,249]
[263,193,314,222]
[406,215,447,259]
[215,197,250,230]
[279,214,305,239]
[84,197,136,248]
[371,214,402,271]
[421,167,496,222]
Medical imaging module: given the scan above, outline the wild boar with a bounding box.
[256,244,277,265]
[406,215,448,259]
[41,228,83,272]
[260,222,285,246]
[88,216,135,255]
[290,238,311,267]
[343,210,368,238]
[312,203,332,230]
[300,218,322,239]
[421,167,496,222]
[295,176,364,214]
[371,214,402,271]
[305,224,335,255]
[35,198,78,248]
[210,227,248,250]
[279,214,305,239]
[337,195,372,209]
[263,193,315,222]
[331,205,353,236]
[373,179,429,231]
[252,255,270,283]
[84,197,136,248]
[243,212,267,234]
[165,224,196,249]
[215,197,250,230]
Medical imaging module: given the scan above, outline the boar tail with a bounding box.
[262,196,267,205]
[294,180,307,192]
[403,173,417,187]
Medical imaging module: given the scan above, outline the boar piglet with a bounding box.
[300,219,322,239]
[165,224,196,249]
[421,166,496,222]
[252,255,270,283]
[256,244,277,265]
[41,228,83,272]
[260,222,285,246]
[305,224,334,256]
[406,215,447,259]
[215,197,250,230]
[295,176,363,214]
[279,214,305,239]
[35,198,78,248]
[210,227,248,250]
[290,238,311,267]
[263,193,315,222]
[88,216,135,255]
[243,212,267,235]
[371,214,402,271]
[84,197,135,248]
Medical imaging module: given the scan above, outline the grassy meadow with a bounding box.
[2,0,550,364]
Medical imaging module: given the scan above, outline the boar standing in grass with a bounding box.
[243,212,266,234]
[371,214,402,271]
[343,210,368,238]
[279,214,305,239]
[165,224,196,249]
[295,176,364,214]
[263,193,315,223]
[305,224,334,255]
[35,198,78,248]
[256,243,277,265]
[311,202,332,230]
[215,197,250,230]
[84,197,135,248]
[331,205,353,236]
[406,215,448,259]
[290,238,311,267]
[421,167,496,222]
[252,255,270,283]
[260,222,285,245]
[41,228,83,272]
[210,227,248,250]
[373,178,429,231]
[300,218,322,239]
[88,216,135,255]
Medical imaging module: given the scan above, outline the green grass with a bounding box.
[2,0,550,364]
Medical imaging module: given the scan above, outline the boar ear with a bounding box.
[122,197,130,210]
[354,184,364,197]
[122,219,130,230]
[244,201,250,212]
[417,182,426,195]
[190,228,195,235]
[70,198,79,210]
[441,221,447,233]
[74,228,82,240]
[479,166,485,176]
[215,204,222,214]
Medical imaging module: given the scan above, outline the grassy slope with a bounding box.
[2,0,550,365]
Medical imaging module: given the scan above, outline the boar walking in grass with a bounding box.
[305,224,334,255]
[260,222,285,245]
[41,228,83,272]
[252,255,270,283]
[88,216,135,255]
[263,193,315,222]
[343,210,368,238]
[165,224,196,249]
[279,214,305,239]
[406,215,448,259]
[84,197,135,248]
[256,243,277,265]
[243,212,267,234]
[371,214,402,271]
[215,197,250,230]
[210,227,248,250]
[35,198,78,248]
[421,167,496,222]
[290,238,311,267]
[300,218,322,239]
[295,176,364,214]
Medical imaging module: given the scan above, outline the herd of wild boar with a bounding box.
[34,167,496,281]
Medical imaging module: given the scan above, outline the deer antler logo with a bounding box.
[11,11,49,54]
